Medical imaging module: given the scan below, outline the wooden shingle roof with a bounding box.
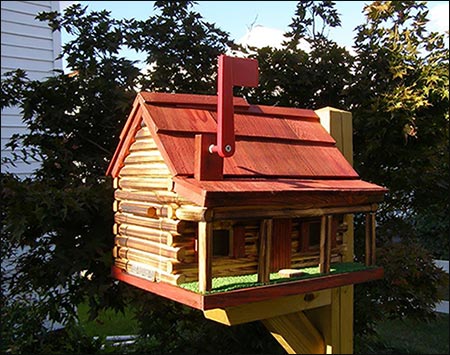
[107,92,386,207]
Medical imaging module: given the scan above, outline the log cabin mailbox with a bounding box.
[107,55,387,354]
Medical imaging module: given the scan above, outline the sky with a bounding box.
[60,1,449,67]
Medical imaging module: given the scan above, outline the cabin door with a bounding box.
[270,218,293,272]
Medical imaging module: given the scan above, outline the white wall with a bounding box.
[1,1,62,177]
[434,259,449,314]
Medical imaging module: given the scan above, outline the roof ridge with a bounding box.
[138,91,318,120]
[138,91,249,108]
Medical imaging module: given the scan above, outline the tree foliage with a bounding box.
[1,1,448,353]
[349,0,449,253]
[246,1,353,110]
[125,1,234,94]
[1,2,237,353]
[349,0,449,337]
[285,0,342,45]
[1,6,141,353]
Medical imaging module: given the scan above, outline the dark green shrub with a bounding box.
[354,237,447,338]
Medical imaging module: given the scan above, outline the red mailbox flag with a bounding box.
[210,55,259,158]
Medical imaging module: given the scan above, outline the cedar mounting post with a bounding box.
[195,55,258,181]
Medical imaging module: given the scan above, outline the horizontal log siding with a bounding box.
[290,218,344,269]
[113,127,197,283]
[114,258,185,285]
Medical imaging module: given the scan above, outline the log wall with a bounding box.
[113,125,198,285]
[113,125,346,286]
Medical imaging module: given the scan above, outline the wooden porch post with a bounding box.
[198,221,213,292]
[258,219,273,284]
[319,215,333,274]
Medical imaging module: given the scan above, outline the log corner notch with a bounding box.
[194,55,259,181]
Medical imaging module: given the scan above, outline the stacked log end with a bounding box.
[113,125,198,285]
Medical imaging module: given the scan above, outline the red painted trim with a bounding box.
[106,98,141,177]
[112,265,383,311]
[107,118,143,178]
[194,134,224,181]
[202,267,384,309]
[246,105,319,120]
[140,92,249,108]
[140,105,179,177]
[172,176,386,208]
[111,266,204,310]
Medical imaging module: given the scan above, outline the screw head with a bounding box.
[225,145,232,153]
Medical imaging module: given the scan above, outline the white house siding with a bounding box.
[1,1,62,177]
[434,260,449,314]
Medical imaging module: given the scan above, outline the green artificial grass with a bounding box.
[180,262,373,294]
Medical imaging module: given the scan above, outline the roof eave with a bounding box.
[173,176,387,209]
[106,95,143,177]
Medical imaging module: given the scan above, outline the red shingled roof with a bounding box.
[107,92,386,207]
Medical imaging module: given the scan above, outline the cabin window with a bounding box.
[298,218,322,252]
[308,221,321,250]
[213,229,230,256]
[298,217,341,252]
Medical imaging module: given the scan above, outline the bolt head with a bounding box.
[225,145,232,153]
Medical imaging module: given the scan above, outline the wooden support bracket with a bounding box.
[203,289,331,326]
[262,311,325,354]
